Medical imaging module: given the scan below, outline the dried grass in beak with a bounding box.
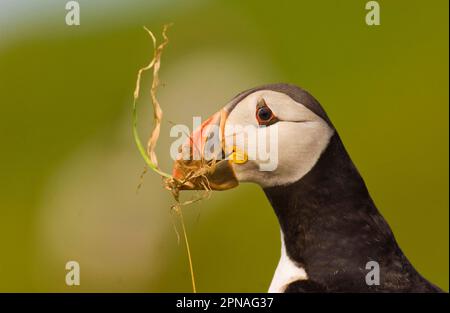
[132,25,227,293]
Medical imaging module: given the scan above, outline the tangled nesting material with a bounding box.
[132,24,216,199]
[132,24,218,293]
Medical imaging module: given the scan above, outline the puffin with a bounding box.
[172,83,443,293]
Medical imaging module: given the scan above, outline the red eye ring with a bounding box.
[256,106,273,122]
[256,99,278,126]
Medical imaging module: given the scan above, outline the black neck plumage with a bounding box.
[263,134,439,292]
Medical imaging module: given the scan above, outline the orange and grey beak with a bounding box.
[172,109,239,190]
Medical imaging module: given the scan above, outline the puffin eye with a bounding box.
[256,99,278,126]
[257,107,272,121]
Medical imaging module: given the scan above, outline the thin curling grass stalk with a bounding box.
[132,25,172,179]
[132,25,218,293]
[132,24,215,195]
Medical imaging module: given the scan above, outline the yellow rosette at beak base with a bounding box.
[230,146,248,164]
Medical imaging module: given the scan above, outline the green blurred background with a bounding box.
[0,0,448,292]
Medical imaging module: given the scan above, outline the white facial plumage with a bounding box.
[224,90,334,188]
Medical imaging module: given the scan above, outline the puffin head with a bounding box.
[172,83,335,190]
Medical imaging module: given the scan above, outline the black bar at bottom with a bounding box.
[0,293,447,311]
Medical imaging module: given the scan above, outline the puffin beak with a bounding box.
[172,109,239,191]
